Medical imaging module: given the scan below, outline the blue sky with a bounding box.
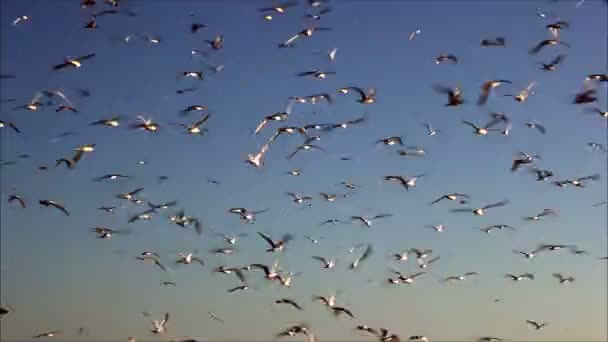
[1,0,607,341]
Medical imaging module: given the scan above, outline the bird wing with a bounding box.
[312,256,328,265]
[529,40,549,54]
[483,200,509,210]
[49,201,70,216]
[257,232,276,248]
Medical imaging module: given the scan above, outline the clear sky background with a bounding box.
[0,0,607,341]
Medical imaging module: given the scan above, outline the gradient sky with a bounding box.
[1,0,607,341]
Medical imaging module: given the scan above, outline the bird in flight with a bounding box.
[538,54,567,71]
[257,232,293,253]
[150,312,169,334]
[478,80,512,106]
[433,84,464,106]
[384,175,424,190]
[526,320,549,330]
[338,87,376,104]
[480,37,505,47]
[351,214,392,228]
[52,53,96,70]
[529,39,570,54]
[505,273,535,281]
[279,27,332,47]
[39,200,70,216]
[349,244,374,270]
[450,200,510,216]
[431,193,470,205]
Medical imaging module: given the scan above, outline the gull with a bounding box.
[426,224,446,233]
[208,312,224,323]
[477,337,504,342]
[130,115,159,132]
[128,208,156,223]
[409,336,429,342]
[320,193,339,202]
[180,105,206,116]
[286,192,313,204]
[117,187,144,202]
[291,93,333,105]
[160,281,176,287]
[524,121,546,135]
[461,120,501,136]
[91,227,131,239]
[0,304,12,320]
[56,104,78,113]
[250,261,283,282]
[433,85,464,106]
[340,181,359,190]
[257,232,293,252]
[175,252,204,266]
[168,211,202,235]
[546,20,569,37]
[417,256,440,269]
[275,324,315,342]
[585,107,607,118]
[275,298,304,311]
[12,15,29,25]
[297,69,336,80]
[505,273,535,281]
[136,255,167,271]
[376,328,401,342]
[170,114,210,135]
[98,206,117,213]
[259,1,297,15]
[33,331,62,338]
[93,174,130,182]
[8,194,26,208]
[254,112,289,135]
[398,146,426,157]
[434,54,458,64]
[320,219,345,226]
[338,87,376,104]
[179,71,203,80]
[151,313,169,334]
[0,120,21,133]
[592,201,607,208]
[450,200,510,216]
[305,6,333,20]
[409,248,433,261]
[431,193,469,205]
[209,247,237,256]
[349,244,374,270]
[329,305,355,319]
[511,152,541,172]
[423,123,440,136]
[585,74,608,82]
[148,201,177,210]
[214,265,247,283]
[356,325,379,336]
[478,80,512,106]
[351,214,392,227]
[390,251,410,262]
[574,89,597,104]
[228,207,270,223]
[330,114,369,130]
[52,53,96,70]
[513,244,554,259]
[206,35,224,50]
[224,285,251,295]
[524,208,558,221]
[279,27,332,47]
[191,23,208,33]
[390,270,426,284]
[384,175,424,190]
[442,272,478,283]
[246,139,272,168]
[377,136,404,146]
[216,233,248,245]
[39,200,69,216]
[552,273,575,284]
[504,81,536,102]
[480,37,505,47]
[90,117,121,128]
[312,256,336,269]
[287,141,326,159]
[328,48,338,61]
[560,174,601,188]
[529,39,570,54]
[480,224,516,233]
[526,320,548,330]
[539,54,566,71]
[409,29,421,40]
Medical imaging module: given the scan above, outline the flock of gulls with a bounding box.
[0,0,607,342]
